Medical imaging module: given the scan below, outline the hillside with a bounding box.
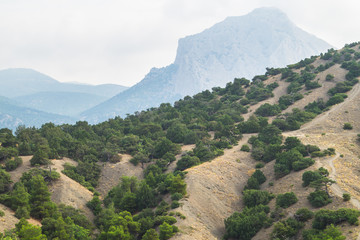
[1,43,360,239]
[82,7,332,123]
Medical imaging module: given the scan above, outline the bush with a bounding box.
[0,210,4,217]
[325,74,334,81]
[240,144,250,152]
[243,190,274,208]
[343,122,353,130]
[171,193,183,201]
[276,192,298,208]
[0,169,12,193]
[295,208,314,222]
[343,193,351,201]
[308,190,332,207]
[271,217,304,240]
[255,163,264,169]
[311,151,326,158]
[5,156,23,171]
[312,208,360,230]
[171,201,180,209]
[224,205,271,240]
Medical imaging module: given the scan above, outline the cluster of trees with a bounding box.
[302,168,335,208]
[0,169,93,240]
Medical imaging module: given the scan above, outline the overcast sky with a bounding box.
[1,0,360,86]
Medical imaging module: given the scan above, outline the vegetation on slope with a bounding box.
[0,42,360,239]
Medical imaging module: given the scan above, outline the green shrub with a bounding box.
[224,205,271,240]
[240,144,250,152]
[0,169,12,193]
[5,157,23,171]
[308,190,332,207]
[343,193,351,201]
[302,224,345,240]
[276,192,298,208]
[0,210,4,217]
[171,193,183,201]
[243,190,274,208]
[311,151,326,158]
[326,74,335,81]
[271,217,304,240]
[305,81,321,90]
[312,208,360,230]
[343,122,353,130]
[295,208,314,222]
[255,163,264,169]
[171,201,180,209]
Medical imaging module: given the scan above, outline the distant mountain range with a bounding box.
[82,7,333,123]
[0,7,334,128]
[0,96,75,130]
[0,68,128,98]
[0,68,128,130]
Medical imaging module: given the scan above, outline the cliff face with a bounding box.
[83,7,332,123]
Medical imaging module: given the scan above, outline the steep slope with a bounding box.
[0,68,128,98]
[0,96,75,130]
[82,7,332,123]
[172,45,360,239]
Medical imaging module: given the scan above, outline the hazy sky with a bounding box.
[1,0,360,86]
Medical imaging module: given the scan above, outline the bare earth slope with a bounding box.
[5,156,94,226]
[173,50,360,239]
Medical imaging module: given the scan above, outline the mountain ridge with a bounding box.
[82,7,332,123]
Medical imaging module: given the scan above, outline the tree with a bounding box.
[159,222,175,240]
[243,190,274,208]
[142,229,159,240]
[16,218,47,240]
[294,208,314,222]
[10,182,30,211]
[308,190,332,208]
[30,148,50,166]
[0,169,12,193]
[136,181,156,210]
[276,192,298,208]
[258,125,282,145]
[302,170,322,187]
[224,205,271,240]
[87,195,102,216]
[29,175,57,219]
[41,217,70,240]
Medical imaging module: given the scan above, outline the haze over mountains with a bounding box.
[0,7,333,129]
[0,68,128,129]
[82,7,332,123]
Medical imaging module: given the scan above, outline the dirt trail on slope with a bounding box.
[173,134,256,240]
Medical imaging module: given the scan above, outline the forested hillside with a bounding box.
[1,42,360,239]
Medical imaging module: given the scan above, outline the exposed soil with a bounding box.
[173,57,360,239]
[96,154,144,197]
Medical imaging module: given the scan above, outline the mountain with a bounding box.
[0,68,129,98]
[0,96,75,130]
[82,7,332,123]
[14,92,107,117]
[2,42,360,239]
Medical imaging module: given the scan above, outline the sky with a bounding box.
[1,0,360,87]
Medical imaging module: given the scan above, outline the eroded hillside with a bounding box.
[1,43,360,240]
